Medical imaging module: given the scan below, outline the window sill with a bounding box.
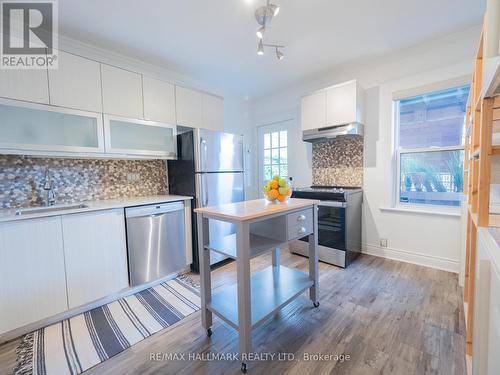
[379,206,461,218]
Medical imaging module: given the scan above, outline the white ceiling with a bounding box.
[58,0,485,98]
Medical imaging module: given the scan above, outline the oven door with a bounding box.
[299,201,346,250]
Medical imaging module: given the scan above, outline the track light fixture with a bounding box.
[257,42,285,60]
[272,4,280,17]
[256,26,265,39]
[257,40,264,56]
[275,47,284,60]
[254,1,285,60]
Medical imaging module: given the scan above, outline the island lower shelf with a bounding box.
[207,265,313,330]
[205,233,287,260]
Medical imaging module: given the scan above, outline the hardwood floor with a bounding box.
[0,253,466,375]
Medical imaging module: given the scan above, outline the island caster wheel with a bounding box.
[241,362,248,373]
[206,328,212,337]
[313,301,320,308]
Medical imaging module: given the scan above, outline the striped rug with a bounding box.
[14,276,200,375]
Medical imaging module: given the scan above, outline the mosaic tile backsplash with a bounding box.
[312,137,364,187]
[0,156,168,209]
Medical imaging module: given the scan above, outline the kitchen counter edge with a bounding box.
[0,195,193,223]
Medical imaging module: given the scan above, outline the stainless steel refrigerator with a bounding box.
[167,129,245,272]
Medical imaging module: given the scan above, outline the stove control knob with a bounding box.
[298,227,306,235]
[297,214,306,221]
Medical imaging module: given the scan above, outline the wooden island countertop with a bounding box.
[194,198,320,222]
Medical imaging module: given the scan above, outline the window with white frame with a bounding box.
[263,130,288,182]
[394,85,470,207]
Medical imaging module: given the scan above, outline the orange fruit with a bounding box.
[270,180,279,189]
[277,194,286,202]
[268,189,279,199]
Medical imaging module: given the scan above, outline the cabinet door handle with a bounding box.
[298,226,306,235]
[149,213,164,219]
[203,176,209,207]
[297,214,306,221]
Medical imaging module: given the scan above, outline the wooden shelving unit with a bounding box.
[463,24,500,359]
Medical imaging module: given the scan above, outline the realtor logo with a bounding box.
[1,0,58,69]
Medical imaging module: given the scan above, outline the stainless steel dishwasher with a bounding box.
[125,201,186,286]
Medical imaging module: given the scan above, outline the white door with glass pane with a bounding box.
[258,121,289,188]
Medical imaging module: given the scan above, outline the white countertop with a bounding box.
[0,195,193,223]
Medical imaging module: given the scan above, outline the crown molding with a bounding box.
[56,33,223,97]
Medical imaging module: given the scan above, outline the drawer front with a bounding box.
[288,221,313,241]
[287,208,313,228]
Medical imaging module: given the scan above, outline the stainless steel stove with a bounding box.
[294,186,356,193]
[291,186,362,268]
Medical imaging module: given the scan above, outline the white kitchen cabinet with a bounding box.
[143,76,176,124]
[104,114,177,158]
[175,86,203,127]
[48,51,102,112]
[101,64,144,119]
[0,36,48,103]
[0,68,49,104]
[301,91,326,131]
[326,80,364,126]
[0,98,105,154]
[202,94,224,131]
[62,209,128,309]
[0,217,68,335]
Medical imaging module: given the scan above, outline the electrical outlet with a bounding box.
[127,173,140,182]
[380,238,388,248]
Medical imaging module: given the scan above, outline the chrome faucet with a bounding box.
[43,167,56,206]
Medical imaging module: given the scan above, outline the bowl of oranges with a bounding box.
[263,175,292,203]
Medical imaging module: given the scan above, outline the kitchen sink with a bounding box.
[15,203,89,216]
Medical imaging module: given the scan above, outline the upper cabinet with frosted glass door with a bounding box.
[0,50,105,155]
[0,46,230,158]
[0,98,104,154]
[102,69,178,158]
[104,115,176,158]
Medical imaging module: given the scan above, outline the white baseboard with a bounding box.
[362,243,459,274]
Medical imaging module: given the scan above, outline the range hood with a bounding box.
[302,123,364,143]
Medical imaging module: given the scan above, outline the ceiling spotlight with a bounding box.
[275,47,284,60]
[257,40,264,55]
[270,4,280,16]
[256,26,265,39]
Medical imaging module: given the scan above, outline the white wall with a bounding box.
[363,63,471,273]
[249,26,481,272]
